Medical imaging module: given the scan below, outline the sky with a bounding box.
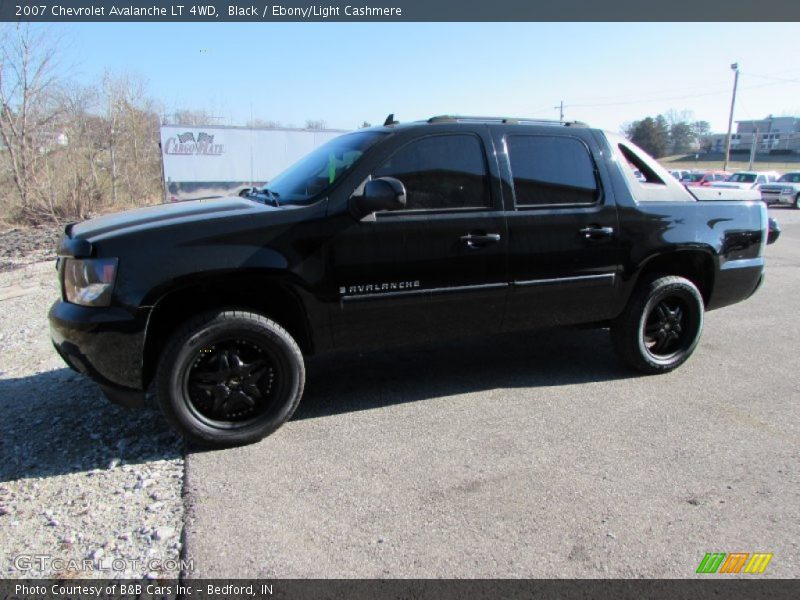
[49,22,800,133]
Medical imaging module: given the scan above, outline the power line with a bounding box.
[524,69,800,122]
[554,100,564,122]
[745,72,800,84]
[563,76,800,110]
[561,68,800,108]
[565,81,732,105]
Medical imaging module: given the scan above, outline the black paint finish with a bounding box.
[48,120,771,402]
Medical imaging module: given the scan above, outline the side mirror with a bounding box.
[350,177,406,219]
[767,217,781,245]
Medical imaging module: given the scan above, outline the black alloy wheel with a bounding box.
[184,338,278,426]
[642,297,692,360]
[611,275,704,374]
[157,311,305,447]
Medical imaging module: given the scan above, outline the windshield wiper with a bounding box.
[241,186,280,207]
[260,187,280,207]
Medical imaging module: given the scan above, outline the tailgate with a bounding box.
[688,187,760,202]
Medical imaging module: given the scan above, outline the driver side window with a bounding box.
[373,134,491,211]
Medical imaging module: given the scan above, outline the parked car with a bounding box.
[669,169,692,181]
[49,115,778,446]
[760,172,800,208]
[712,171,780,190]
[681,171,731,187]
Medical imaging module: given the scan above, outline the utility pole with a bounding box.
[748,128,758,170]
[557,100,564,123]
[723,63,740,172]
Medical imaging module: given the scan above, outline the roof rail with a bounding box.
[426,115,588,127]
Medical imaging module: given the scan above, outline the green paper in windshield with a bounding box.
[328,153,336,184]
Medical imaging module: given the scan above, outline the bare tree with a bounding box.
[100,72,162,207]
[0,28,341,226]
[166,109,218,126]
[37,84,104,220]
[0,32,164,225]
[0,24,62,222]
[246,118,282,129]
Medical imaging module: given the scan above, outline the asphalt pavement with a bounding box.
[183,207,800,578]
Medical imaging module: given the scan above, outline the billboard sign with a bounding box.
[160,125,347,201]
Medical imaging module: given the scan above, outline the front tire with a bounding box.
[156,310,305,447]
[611,276,704,374]
[794,193,800,209]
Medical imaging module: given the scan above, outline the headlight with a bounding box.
[63,258,118,307]
[784,187,795,194]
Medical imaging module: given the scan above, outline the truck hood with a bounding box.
[69,198,278,241]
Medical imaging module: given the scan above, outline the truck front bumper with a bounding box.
[761,191,794,205]
[49,300,151,408]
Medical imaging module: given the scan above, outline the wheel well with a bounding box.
[142,275,313,389]
[636,251,715,305]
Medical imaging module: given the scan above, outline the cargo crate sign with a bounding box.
[696,552,773,574]
[160,124,347,202]
[163,131,224,156]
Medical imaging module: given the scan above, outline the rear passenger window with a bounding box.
[618,143,665,185]
[507,135,599,206]
[373,134,490,211]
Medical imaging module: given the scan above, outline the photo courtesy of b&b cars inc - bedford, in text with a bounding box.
[0,1,798,599]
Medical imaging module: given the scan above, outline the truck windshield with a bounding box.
[729,173,756,183]
[777,173,800,183]
[264,131,386,203]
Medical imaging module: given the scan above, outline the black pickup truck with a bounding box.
[49,116,779,446]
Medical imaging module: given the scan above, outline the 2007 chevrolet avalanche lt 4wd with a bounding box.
[49,115,779,446]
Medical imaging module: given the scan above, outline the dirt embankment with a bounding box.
[0,226,62,273]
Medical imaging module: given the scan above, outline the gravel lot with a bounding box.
[0,260,185,579]
[1,207,798,580]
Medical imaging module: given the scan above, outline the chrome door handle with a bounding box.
[460,232,501,248]
[579,226,614,240]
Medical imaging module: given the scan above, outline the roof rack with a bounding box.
[426,115,588,127]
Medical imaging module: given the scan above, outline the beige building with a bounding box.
[703,116,800,154]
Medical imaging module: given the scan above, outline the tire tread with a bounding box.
[156,310,304,447]
[611,275,704,374]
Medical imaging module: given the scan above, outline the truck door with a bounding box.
[499,132,622,330]
[329,131,508,349]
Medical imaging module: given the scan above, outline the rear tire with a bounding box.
[156,310,305,447]
[611,276,704,374]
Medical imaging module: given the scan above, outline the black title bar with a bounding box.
[2,0,800,22]
[2,579,800,600]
